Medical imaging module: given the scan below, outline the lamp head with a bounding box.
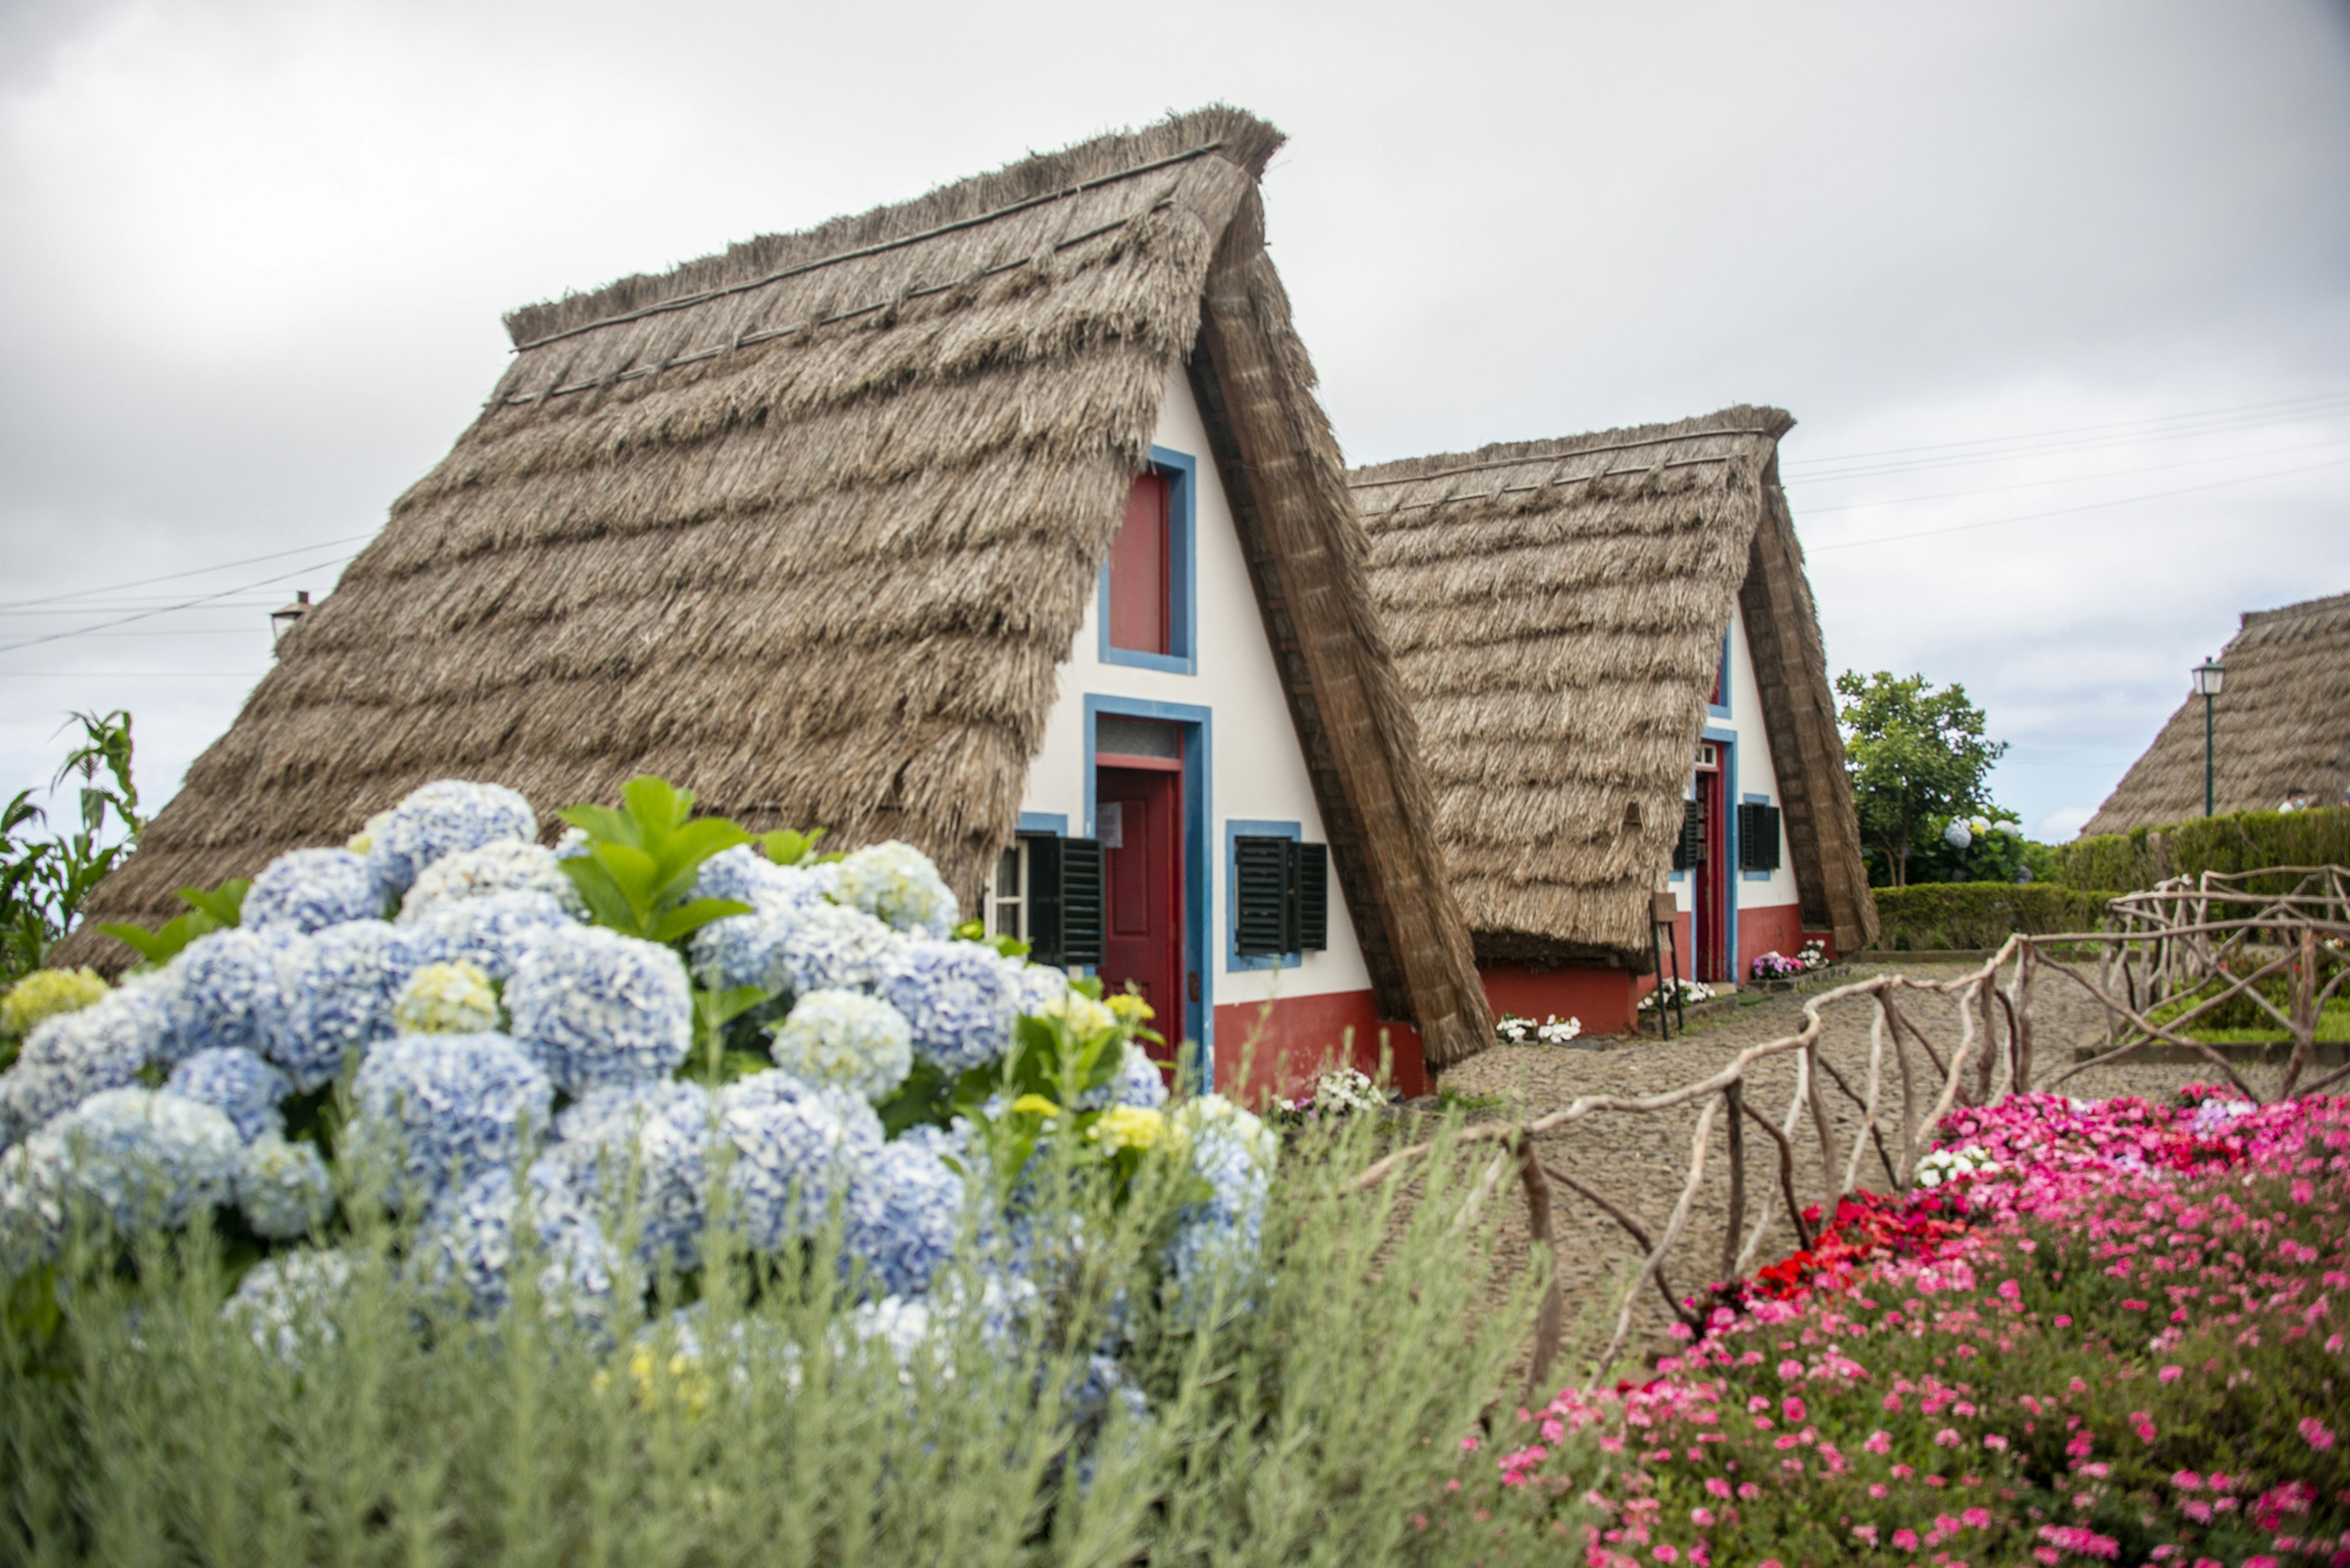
[2190,655,2225,698]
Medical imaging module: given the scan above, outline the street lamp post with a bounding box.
[2190,655,2226,817]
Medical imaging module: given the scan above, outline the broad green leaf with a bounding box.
[176,878,250,927]
[693,982,773,1034]
[649,897,755,945]
[621,775,694,834]
[559,860,642,934]
[96,921,177,962]
[556,802,639,848]
[588,842,662,908]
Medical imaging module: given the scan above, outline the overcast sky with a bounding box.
[4,0,2346,842]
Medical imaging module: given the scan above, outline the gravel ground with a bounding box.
[1427,958,2291,1368]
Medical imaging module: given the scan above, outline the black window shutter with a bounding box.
[1058,837,1104,966]
[1291,840,1329,952]
[1234,836,1289,956]
[1672,799,1703,871]
[1025,835,1103,967]
[1734,803,1783,872]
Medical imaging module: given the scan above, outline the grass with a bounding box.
[1,1108,1556,1568]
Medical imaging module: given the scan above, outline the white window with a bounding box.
[986,840,1029,942]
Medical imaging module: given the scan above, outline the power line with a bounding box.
[0,671,264,678]
[1794,433,2350,514]
[0,555,357,654]
[1781,389,2350,471]
[1786,401,2350,485]
[0,532,373,611]
[1804,453,2350,553]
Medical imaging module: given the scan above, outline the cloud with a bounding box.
[2,0,2346,840]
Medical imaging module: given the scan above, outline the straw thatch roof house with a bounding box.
[1351,409,1878,1033]
[61,106,1490,1088]
[2083,589,2350,834]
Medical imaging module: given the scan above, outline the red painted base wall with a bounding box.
[1210,989,1431,1105]
[1738,900,1805,979]
[1479,964,1641,1037]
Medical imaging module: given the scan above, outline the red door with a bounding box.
[1693,746,1728,981]
[1097,763,1182,1061]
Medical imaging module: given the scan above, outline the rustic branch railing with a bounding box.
[1357,865,2350,1394]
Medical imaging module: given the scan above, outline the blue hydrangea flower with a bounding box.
[687,900,806,992]
[166,928,293,1063]
[50,1088,242,1234]
[399,840,585,922]
[348,1031,553,1208]
[406,889,575,982]
[505,925,693,1095]
[0,1125,69,1270]
[237,1132,334,1238]
[363,780,537,897]
[1164,1096,1277,1308]
[843,1138,963,1297]
[778,903,903,996]
[267,919,425,1091]
[692,846,833,911]
[1,981,171,1148]
[164,1047,289,1143]
[242,848,385,935]
[224,1248,352,1359]
[876,939,1014,1073]
[767,990,913,1102]
[414,1166,615,1321]
[537,1080,712,1271]
[1114,1041,1169,1110]
[717,1072,884,1250]
[1002,958,1073,1018]
[833,842,960,937]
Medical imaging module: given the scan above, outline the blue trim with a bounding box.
[1016,812,1068,836]
[1740,793,1775,883]
[1706,625,1733,720]
[1096,447,1199,676]
[1083,693,1214,1086]
[1703,725,1738,974]
[1223,819,1302,972]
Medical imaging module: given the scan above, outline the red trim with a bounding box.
[1210,988,1430,1105]
[1093,751,1181,772]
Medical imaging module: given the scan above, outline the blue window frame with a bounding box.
[1097,446,1198,676]
[1223,819,1302,973]
[1081,693,1213,1085]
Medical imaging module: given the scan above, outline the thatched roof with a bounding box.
[2082,589,2350,835]
[61,106,1492,1065]
[1349,409,1879,968]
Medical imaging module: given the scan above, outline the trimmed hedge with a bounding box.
[1868,882,2118,951]
[2054,805,2350,893]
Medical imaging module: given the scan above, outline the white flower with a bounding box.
[237,1133,334,1238]
[780,903,904,996]
[394,960,502,1036]
[225,1249,352,1359]
[363,780,538,897]
[767,990,914,1102]
[400,840,586,922]
[832,842,959,937]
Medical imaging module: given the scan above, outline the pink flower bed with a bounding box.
[1436,1089,2350,1566]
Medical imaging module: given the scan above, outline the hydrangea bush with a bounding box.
[0,776,1275,1419]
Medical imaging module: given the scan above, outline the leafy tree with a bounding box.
[1,710,144,980]
[1834,671,2008,888]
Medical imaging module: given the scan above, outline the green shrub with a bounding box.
[1867,883,2118,951]
[0,1109,1543,1568]
[2054,805,2350,892]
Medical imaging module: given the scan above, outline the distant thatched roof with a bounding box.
[62,106,1492,1064]
[2082,590,2350,835]
[1349,409,1878,968]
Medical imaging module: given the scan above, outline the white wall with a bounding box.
[1012,365,1375,1006]
[1668,599,1802,914]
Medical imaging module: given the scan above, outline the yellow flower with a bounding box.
[393,960,500,1035]
[1105,993,1155,1025]
[1010,1093,1062,1119]
[346,808,393,856]
[1089,1104,1166,1155]
[1,968,108,1038]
